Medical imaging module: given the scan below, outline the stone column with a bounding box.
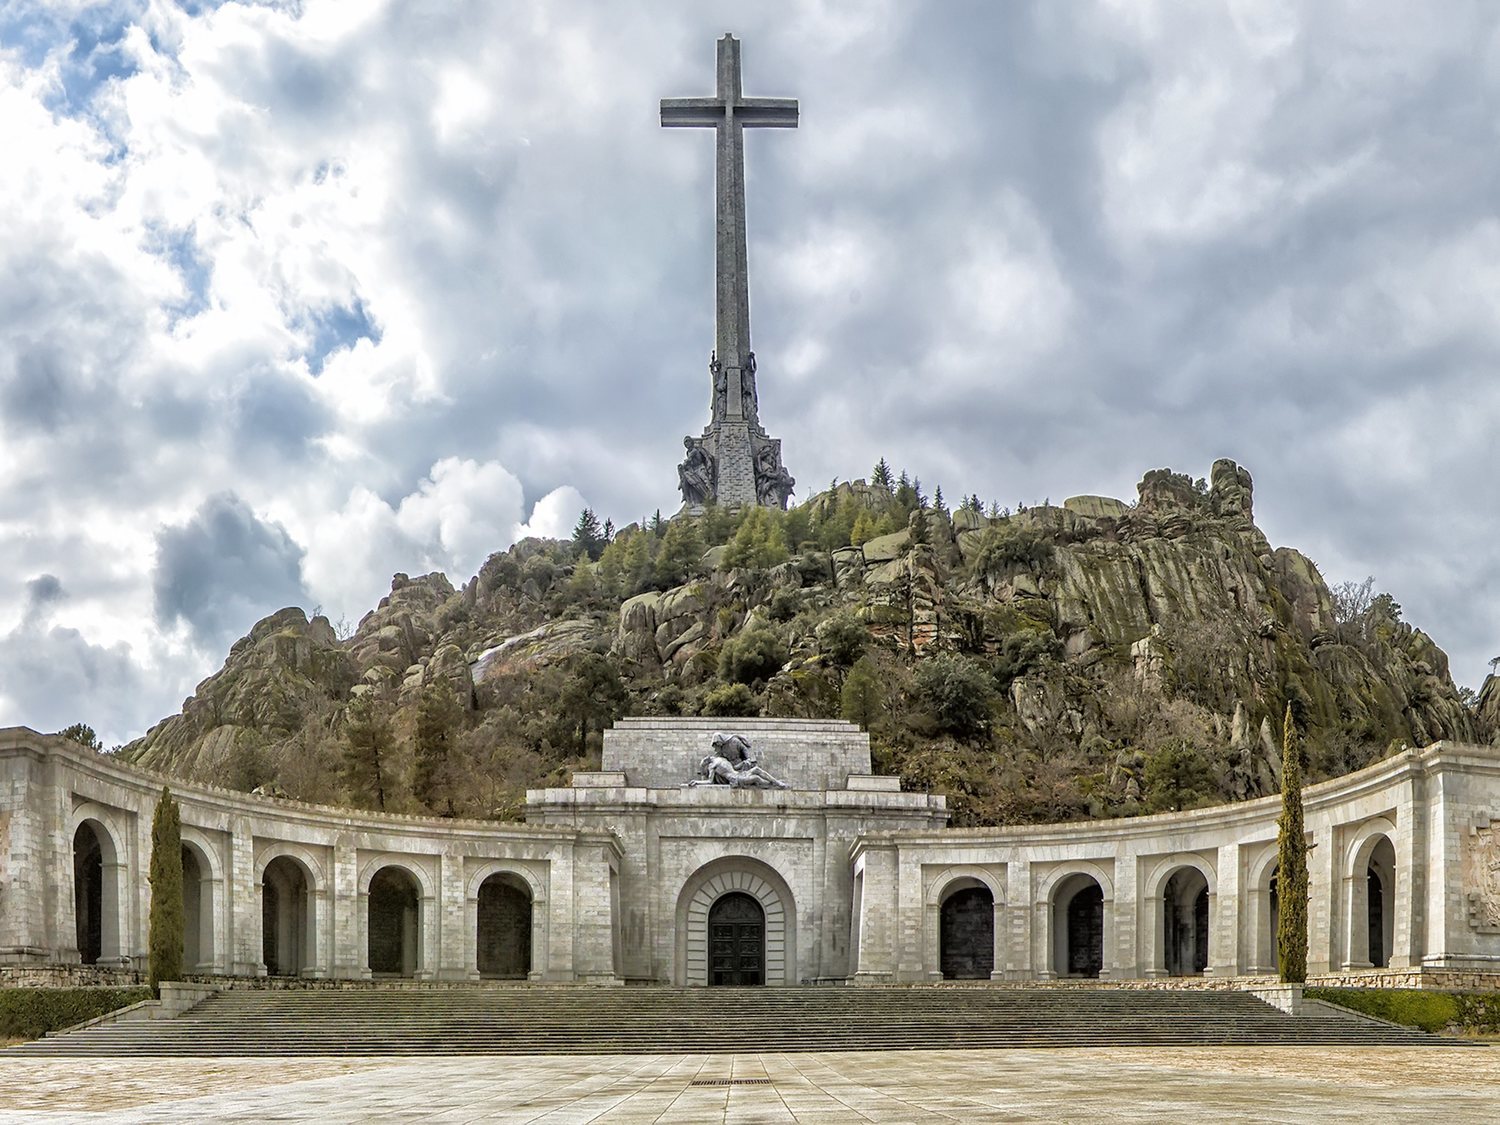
[1309,824,1337,975]
[1110,857,1135,978]
[1143,891,1164,977]
[851,848,896,982]
[331,839,360,979]
[1212,843,1240,977]
[894,849,925,982]
[436,849,467,981]
[571,845,619,984]
[229,819,261,976]
[1004,860,1033,980]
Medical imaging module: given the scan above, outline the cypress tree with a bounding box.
[1276,703,1309,983]
[147,787,184,993]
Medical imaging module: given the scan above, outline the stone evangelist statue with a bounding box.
[677,437,715,507]
[754,442,795,509]
[688,731,789,789]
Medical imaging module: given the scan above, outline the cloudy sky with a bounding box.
[2,0,1497,746]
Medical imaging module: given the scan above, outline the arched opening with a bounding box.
[262,856,312,977]
[1053,874,1104,979]
[1366,835,1395,969]
[939,883,994,980]
[368,866,420,977]
[1162,868,1210,977]
[181,845,208,971]
[72,823,104,965]
[1267,868,1281,972]
[676,859,795,987]
[476,873,532,979]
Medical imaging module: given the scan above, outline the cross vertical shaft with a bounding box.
[662,34,797,426]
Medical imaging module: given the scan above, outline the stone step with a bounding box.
[8,985,1450,1056]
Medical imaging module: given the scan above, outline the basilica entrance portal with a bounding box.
[709,892,765,986]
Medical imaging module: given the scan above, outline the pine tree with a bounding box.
[649,509,665,538]
[570,509,606,560]
[413,682,461,814]
[840,656,883,730]
[932,485,949,518]
[909,504,930,546]
[849,510,876,547]
[871,458,894,492]
[1276,703,1309,983]
[655,517,705,588]
[342,697,392,810]
[147,787,183,993]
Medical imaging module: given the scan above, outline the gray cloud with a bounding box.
[152,492,312,651]
[1,0,1497,750]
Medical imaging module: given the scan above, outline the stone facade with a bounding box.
[2,721,1499,988]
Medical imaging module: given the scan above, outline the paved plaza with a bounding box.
[0,1046,1495,1122]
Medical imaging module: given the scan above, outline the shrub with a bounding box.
[718,625,788,686]
[701,682,759,717]
[816,611,867,669]
[911,653,995,741]
[0,987,153,1041]
[1305,988,1460,1033]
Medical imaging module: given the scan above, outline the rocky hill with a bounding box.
[122,459,1496,825]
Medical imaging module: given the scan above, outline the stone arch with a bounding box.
[1145,856,1216,978]
[476,872,534,980]
[254,843,327,892]
[177,831,221,973]
[466,862,546,982]
[70,805,127,966]
[1345,820,1399,969]
[1045,867,1111,980]
[1246,845,1280,974]
[366,865,423,978]
[261,853,317,977]
[924,867,1004,981]
[675,857,796,987]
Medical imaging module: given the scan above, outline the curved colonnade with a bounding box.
[5,723,1500,986]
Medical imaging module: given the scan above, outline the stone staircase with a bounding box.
[10,986,1452,1056]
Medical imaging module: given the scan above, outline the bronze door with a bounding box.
[708,892,765,986]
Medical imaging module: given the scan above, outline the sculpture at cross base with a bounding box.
[686,731,790,789]
[677,437,715,507]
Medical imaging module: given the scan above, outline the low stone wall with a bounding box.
[0,965,142,989]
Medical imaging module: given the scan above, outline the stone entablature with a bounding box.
[2,722,1498,989]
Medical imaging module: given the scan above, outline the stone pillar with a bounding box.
[331,839,360,979]
[989,888,1006,981]
[1004,860,1033,980]
[851,848,896,982]
[437,850,468,981]
[229,819,261,976]
[543,851,575,982]
[1342,864,1372,970]
[1110,858,1134,978]
[1309,824,1337,974]
[894,849,924,982]
[1212,843,1240,977]
[1391,792,1422,968]
[1142,892,1164,978]
[416,887,437,982]
[571,845,619,983]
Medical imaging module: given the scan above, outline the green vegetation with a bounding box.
[147,788,183,993]
[124,459,1493,832]
[1305,988,1500,1034]
[1277,705,1309,984]
[0,988,153,1041]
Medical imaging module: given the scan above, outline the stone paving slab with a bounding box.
[0,1046,1495,1122]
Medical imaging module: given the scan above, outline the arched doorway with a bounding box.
[1161,868,1210,977]
[181,844,209,971]
[1053,874,1104,979]
[708,892,764,986]
[262,856,312,976]
[368,866,420,977]
[1365,835,1395,969]
[73,823,104,965]
[939,884,994,980]
[676,859,795,986]
[476,873,532,979]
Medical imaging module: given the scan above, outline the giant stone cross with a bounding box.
[666,35,796,512]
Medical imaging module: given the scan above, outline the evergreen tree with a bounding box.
[1276,704,1309,983]
[57,723,103,751]
[725,507,789,569]
[894,471,917,514]
[840,656,884,730]
[849,510,876,547]
[570,508,606,560]
[602,517,615,543]
[655,517,705,588]
[622,529,656,595]
[909,504,930,546]
[342,697,392,810]
[147,787,183,992]
[559,654,629,758]
[932,485,949,518]
[413,682,461,814]
[871,458,894,492]
[649,509,666,538]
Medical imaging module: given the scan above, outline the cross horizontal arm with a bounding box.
[735,98,799,128]
[660,98,724,127]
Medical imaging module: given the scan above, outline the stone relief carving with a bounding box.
[687,731,789,789]
[710,352,726,420]
[677,436,715,507]
[1465,820,1500,932]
